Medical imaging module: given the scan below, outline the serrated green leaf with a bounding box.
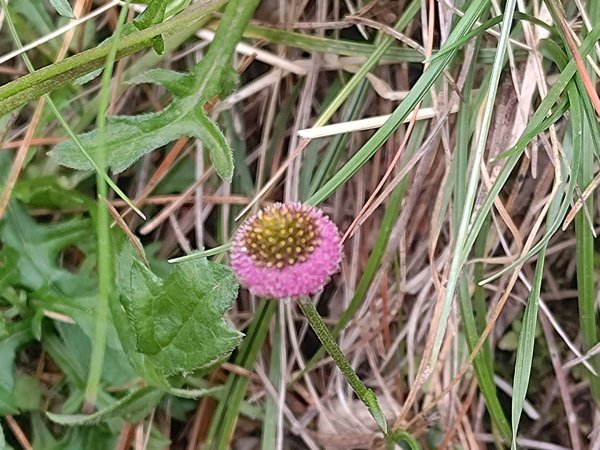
[133,0,168,31]
[49,0,74,18]
[75,68,102,85]
[49,100,235,181]
[219,66,239,99]
[13,176,94,211]
[47,0,261,182]
[32,412,121,449]
[117,250,242,378]
[167,386,222,399]
[191,108,234,181]
[48,100,197,173]
[151,35,165,55]
[127,68,195,97]
[133,0,169,55]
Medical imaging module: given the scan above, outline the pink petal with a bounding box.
[230,203,342,299]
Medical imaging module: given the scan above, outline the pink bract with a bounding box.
[230,203,342,298]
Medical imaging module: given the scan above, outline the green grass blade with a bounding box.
[314,0,420,126]
[430,12,555,62]
[84,0,132,407]
[461,22,600,275]
[511,246,546,448]
[452,35,510,439]
[243,25,523,65]
[430,0,516,369]
[307,0,493,206]
[301,78,357,198]
[0,0,145,220]
[260,307,283,450]
[206,300,276,449]
[575,2,600,402]
[292,117,426,382]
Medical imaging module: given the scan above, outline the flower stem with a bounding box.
[297,297,388,434]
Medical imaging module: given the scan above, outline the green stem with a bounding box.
[206,300,276,449]
[0,0,226,116]
[84,0,132,409]
[297,297,388,434]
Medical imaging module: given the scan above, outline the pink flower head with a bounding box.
[230,203,342,299]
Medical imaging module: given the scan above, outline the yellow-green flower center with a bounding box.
[243,206,320,268]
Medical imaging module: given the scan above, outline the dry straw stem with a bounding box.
[296,105,459,139]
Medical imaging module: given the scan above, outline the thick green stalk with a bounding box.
[576,0,600,405]
[298,297,388,434]
[0,0,226,116]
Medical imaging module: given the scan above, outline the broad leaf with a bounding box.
[0,248,19,293]
[49,101,194,172]
[218,66,240,99]
[75,68,102,85]
[116,247,242,379]
[49,0,74,18]
[133,0,168,30]
[13,375,42,411]
[53,320,134,386]
[32,413,121,449]
[13,176,95,211]
[49,100,235,180]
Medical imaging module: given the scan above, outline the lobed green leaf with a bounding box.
[117,247,243,378]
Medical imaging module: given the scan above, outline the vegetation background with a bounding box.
[0,0,599,448]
